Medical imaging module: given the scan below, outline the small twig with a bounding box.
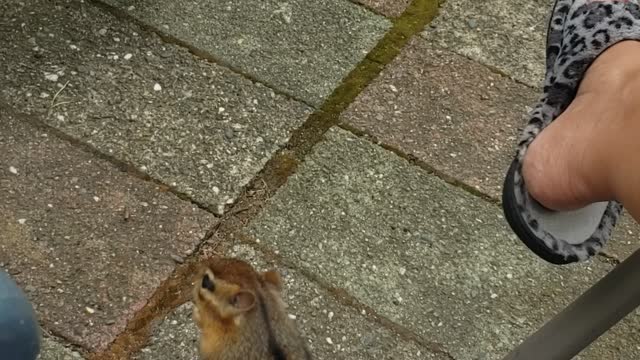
[598,250,621,265]
[51,80,70,104]
[46,80,70,118]
[227,206,250,216]
[50,101,72,109]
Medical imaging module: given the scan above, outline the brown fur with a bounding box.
[192,258,312,360]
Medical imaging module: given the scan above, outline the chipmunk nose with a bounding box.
[201,274,215,292]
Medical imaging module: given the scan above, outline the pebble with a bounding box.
[224,128,234,140]
[171,254,185,264]
[467,18,478,29]
[45,73,59,82]
[9,166,18,175]
[153,83,162,91]
[124,53,133,60]
[25,285,36,293]
[326,337,333,345]
[360,334,374,346]
[98,28,107,36]
[85,307,96,314]
[17,219,27,225]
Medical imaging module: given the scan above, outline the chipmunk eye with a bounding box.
[201,274,215,292]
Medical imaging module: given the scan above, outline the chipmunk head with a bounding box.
[192,258,282,326]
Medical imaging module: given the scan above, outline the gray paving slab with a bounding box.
[341,36,640,261]
[134,303,199,360]
[420,0,554,87]
[245,127,640,360]
[103,0,391,107]
[135,244,447,360]
[0,0,312,215]
[342,37,536,199]
[39,336,85,360]
[0,108,217,352]
[354,0,412,17]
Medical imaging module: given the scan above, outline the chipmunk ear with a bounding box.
[201,273,215,292]
[230,290,256,312]
[262,270,283,291]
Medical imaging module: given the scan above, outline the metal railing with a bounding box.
[502,248,640,359]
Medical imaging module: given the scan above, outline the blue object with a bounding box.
[0,270,41,360]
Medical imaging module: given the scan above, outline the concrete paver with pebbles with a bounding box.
[0,0,312,215]
[0,109,217,352]
[421,0,554,87]
[246,127,640,360]
[342,37,537,199]
[342,35,640,260]
[39,337,85,360]
[134,243,448,360]
[103,0,392,107]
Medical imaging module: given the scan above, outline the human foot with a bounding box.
[501,0,640,264]
[522,40,640,212]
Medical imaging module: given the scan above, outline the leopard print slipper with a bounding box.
[503,0,640,264]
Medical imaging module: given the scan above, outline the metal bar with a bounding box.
[502,248,640,360]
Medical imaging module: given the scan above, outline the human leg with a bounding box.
[0,270,40,360]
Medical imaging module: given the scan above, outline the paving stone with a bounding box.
[421,0,554,87]
[134,303,199,360]
[39,336,85,360]
[354,0,412,17]
[342,37,536,199]
[135,243,446,360]
[246,127,640,360]
[0,0,312,215]
[104,0,391,107]
[0,109,217,352]
[341,36,640,261]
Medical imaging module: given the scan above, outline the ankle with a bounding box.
[580,41,640,96]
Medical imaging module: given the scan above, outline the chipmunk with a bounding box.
[192,257,312,360]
